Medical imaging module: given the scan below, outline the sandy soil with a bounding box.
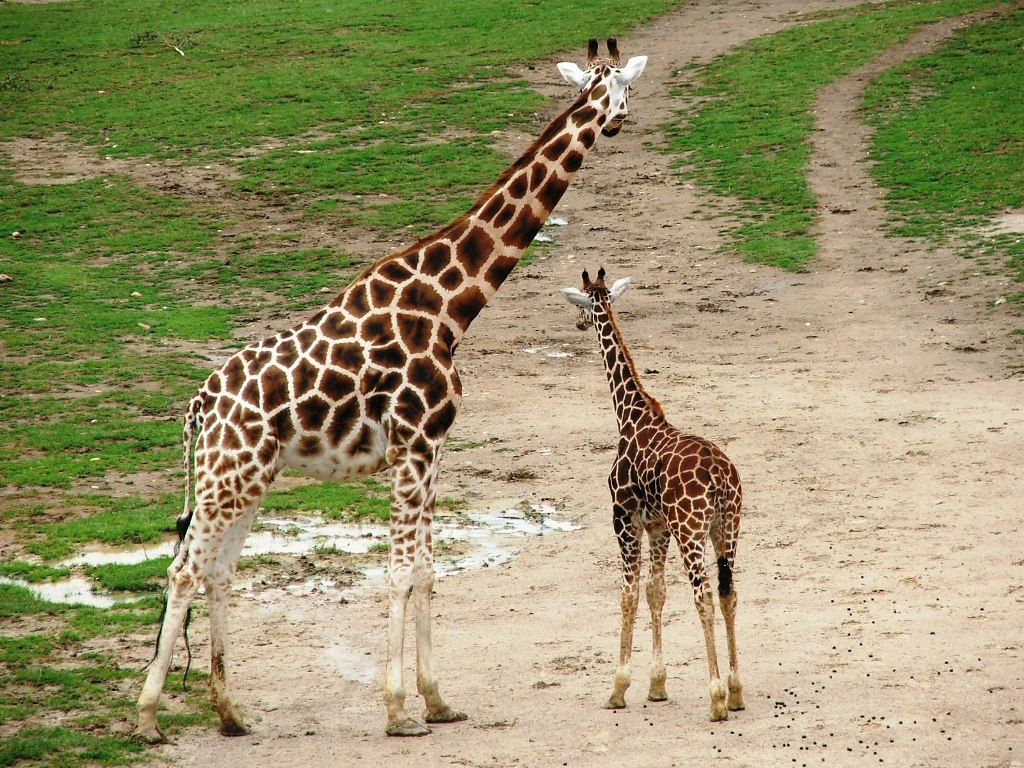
[17,1,1024,766]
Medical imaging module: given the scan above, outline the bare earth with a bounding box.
[26,1,1023,766]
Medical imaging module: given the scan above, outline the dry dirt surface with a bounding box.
[115,2,1023,766]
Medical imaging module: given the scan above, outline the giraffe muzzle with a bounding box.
[601,118,624,137]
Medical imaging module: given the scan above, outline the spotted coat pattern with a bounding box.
[135,40,649,742]
[562,268,745,722]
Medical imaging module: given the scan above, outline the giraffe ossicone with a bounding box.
[560,267,745,722]
[134,39,648,743]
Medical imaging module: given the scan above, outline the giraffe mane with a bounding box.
[598,290,667,422]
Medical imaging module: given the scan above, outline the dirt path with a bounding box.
[141,2,1023,766]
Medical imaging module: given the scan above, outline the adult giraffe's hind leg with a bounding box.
[384,441,464,736]
[205,503,263,736]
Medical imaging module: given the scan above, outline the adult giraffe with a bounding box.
[135,39,648,742]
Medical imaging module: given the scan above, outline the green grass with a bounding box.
[262,478,392,522]
[662,0,1012,271]
[1,2,684,764]
[862,8,1024,325]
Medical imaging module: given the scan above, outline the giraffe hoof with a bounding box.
[132,726,168,745]
[386,718,432,737]
[219,720,250,737]
[647,692,668,703]
[424,705,468,724]
[604,698,627,710]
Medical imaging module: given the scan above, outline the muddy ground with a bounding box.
[13,1,1024,766]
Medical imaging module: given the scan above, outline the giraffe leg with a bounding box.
[606,508,642,709]
[205,505,261,737]
[683,538,728,722]
[383,443,462,736]
[646,526,671,702]
[415,556,466,725]
[135,552,201,744]
[711,506,744,712]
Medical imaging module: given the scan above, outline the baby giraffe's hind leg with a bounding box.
[645,525,670,702]
[606,506,642,709]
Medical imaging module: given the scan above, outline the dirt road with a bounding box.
[148,2,1023,766]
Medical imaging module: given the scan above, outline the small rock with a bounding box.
[0,274,12,283]
[138,322,152,330]
[130,291,142,297]
[11,231,21,239]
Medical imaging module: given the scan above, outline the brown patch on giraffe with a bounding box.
[421,241,451,275]
[369,343,407,369]
[458,228,495,277]
[342,284,370,317]
[507,172,528,200]
[222,357,245,394]
[396,313,434,353]
[407,357,446,407]
[400,281,443,314]
[423,400,457,441]
[378,258,414,284]
[206,373,222,395]
[297,435,322,457]
[537,174,569,211]
[326,398,360,448]
[529,164,547,190]
[563,150,584,173]
[329,342,365,373]
[351,422,378,455]
[320,368,356,402]
[292,358,320,394]
[438,265,463,291]
[320,312,356,340]
[485,255,519,287]
[240,378,260,408]
[572,106,599,127]
[394,387,427,425]
[309,340,329,366]
[296,327,318,352]
[579,127,597,149]
[221,426,243,451]
[362,315,396,345]
[493,202,517,230]
[269,410,295,444]
[478,195,504,225]
[369,279,398,308]
[296,395,331,432]
[275,339,300,368]
[446,286,487,329]
[542,134,571,161]
[503,207,542,250]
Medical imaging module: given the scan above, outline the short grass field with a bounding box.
[1,0,1021,765]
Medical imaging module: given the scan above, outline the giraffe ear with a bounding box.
[557,62,590,90]
[608,277,631,303]
[620,55,648,85]
[560,287,593,309]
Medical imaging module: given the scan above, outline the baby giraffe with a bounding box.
[561,268,744,721]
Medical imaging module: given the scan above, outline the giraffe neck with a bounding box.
[592,300,665,434]
[339,89,612,349]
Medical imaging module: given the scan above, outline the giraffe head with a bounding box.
[560,267,631,330]
[557,38,648,137]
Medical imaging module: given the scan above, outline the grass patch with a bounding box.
[862,8,1024,330]
[662,0,1009,271]
[262,478,391,522]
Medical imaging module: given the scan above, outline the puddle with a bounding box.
[0,575,123,609]
[9,501,578,608]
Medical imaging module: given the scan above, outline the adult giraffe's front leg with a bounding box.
[383,441,464,736]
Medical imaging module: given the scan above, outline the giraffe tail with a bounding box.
[144,396,203,677]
